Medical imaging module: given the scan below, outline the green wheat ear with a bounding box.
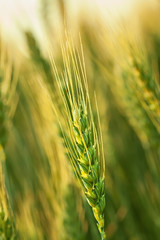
[51,37,106,239]
[72,105,106,240]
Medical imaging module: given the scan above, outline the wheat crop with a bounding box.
[0,37,17,239]
[51,38,106,239]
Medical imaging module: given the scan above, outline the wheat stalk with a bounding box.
[51,37,106,239]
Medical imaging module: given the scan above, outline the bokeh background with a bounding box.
[0,0,160,239]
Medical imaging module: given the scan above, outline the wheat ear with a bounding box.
[0,36,17,239]
[51,37,106,239]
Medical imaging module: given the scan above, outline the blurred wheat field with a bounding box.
[0,0,160,239]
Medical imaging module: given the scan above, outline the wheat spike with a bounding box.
[0,36,17,239]
[51,37,106,239]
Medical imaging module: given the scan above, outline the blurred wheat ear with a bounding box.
[50,37,106,239]
[62,183,87,240]
[0,37,17,239]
